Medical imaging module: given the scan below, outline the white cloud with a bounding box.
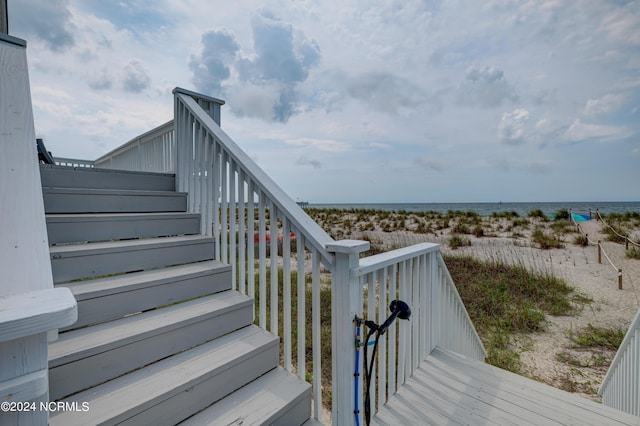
[601,3,640,45]
[457,66,517,108]
[122,61,151,93]
[583,93,625,116]
[225,83,283,121]
[188,10,322,123]
[284,137,348,153]
[10,0,75,51]
[9,0,640,202]
[189,29,240,94]
[565,119,629,142]
[498,108,530,145]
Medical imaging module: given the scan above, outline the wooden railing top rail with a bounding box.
[173,87,225,106]
[177,93,335,265]
[355,242,440,276]
[94,120,174,165]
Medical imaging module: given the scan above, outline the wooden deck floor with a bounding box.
[374,348,639,426]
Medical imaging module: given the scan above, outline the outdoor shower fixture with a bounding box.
[355,300,412,426]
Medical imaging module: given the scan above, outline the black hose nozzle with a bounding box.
[377,300,411,335]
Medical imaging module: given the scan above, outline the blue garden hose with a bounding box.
[354,317,362,426]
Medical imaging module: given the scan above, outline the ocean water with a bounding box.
[309,201,640,217]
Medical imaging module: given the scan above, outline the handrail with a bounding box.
[335,243,486,424]
[599,308,640,416]
[175,91,336,422]
[175,92,334,264]
[54,157,95,168]
[94,120,175,172]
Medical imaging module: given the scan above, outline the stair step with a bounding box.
[61,260,231,330]
[50,235,215,283]
[40,164,175,191]
[49,290,254,401]
[50,325,279,426]
[42,187,187,213]
[180,367,311,426]
[47,212,201,244]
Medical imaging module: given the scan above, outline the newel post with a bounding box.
[327,240,369,426]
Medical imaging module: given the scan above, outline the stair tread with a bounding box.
[50,234,212,255]
[63,260,229,301]
[180,367,311,425]
[49,290,252,367]
[46,212,200,221]
[40,164,176,191]
[41,164,174,177]
[50,325,278,425]
[43,187,186,196]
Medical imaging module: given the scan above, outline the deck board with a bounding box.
[374,348,640,426]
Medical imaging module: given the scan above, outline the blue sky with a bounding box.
[8,0,640,203]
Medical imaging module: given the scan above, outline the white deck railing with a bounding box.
[54,157,94,168]
[91,88,487,425]
[599,308,640,417]
[336,243,486,423]
[174,89,335,421]
[94,120,175,172]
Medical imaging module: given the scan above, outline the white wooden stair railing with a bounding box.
[1,34,77,426]
[87,87,488,425]
[599,308,640,417]
[329,242,486,424]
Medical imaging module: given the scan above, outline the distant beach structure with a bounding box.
[296,201,309,209]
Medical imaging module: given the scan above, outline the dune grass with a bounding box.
[443,254,574,372]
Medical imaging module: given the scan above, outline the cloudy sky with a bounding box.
[8,0,640,203]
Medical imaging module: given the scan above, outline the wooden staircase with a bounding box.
[40,164,312,425]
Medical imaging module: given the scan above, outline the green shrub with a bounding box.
[532,227,564,249]
[445,255,573,373]
[473,225,485,238]
[553,209,570,220]
[528,209,545,218]
[571,325,625,350]
[606,226,628,244]
[452,223,471,234]
[626,246,640,259]
[511,218,530,229]
[573,234,589,247]
[551,219,574,235]
[448,234,471,249]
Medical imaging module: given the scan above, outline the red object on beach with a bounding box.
[254,231,296,243]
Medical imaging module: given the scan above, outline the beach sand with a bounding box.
[308,209,640,401]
